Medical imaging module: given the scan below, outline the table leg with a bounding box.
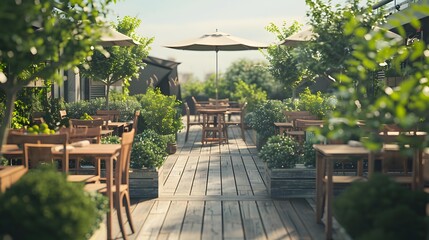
[106,156,113,239]
[316,152,324,223]
[326,157,333,240]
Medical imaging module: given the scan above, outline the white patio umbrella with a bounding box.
[99,27,140,47]
[165,30,268,100]
[280,26,402,46]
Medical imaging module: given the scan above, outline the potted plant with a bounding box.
[129,129,168,199]
[259,135,317,198]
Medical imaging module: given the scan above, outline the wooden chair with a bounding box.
[225,102,247,141]
[69,119,105,129]
[7,132,69,171]
[96,109,121,122]
[287,119,324,144]
[208,98,230,107]
[184,102,202,142]
[31,111,45,124]
[59,110,67,119]
[191,96,203,121]
[9,131,99,184]
[124,110,140,133]
[59,127,102,181]
[201,109,228,145]
[84,129,135,239]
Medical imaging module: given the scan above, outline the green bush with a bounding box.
[101,135,121,144]
[131,129,168,169]
[334,174,428,240]
[0,166,107,240]
[245,100,286,149]
[66,97,140,121]
[259,135,300,169]
[300,141,316,167]
[233,80,267,113]
[297,87,336,119]
[139,88,183,135]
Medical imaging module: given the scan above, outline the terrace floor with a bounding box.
[92,120,326,240]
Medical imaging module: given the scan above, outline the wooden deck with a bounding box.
[92,120,326,240]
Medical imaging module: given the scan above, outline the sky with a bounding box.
[106,0,333,80]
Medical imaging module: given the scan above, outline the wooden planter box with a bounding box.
[129,166,163,199]
[264,163,316,198]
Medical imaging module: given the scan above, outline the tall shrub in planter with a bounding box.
[246,100,285,149]
[131,129,168,169]
[139,88,183,136]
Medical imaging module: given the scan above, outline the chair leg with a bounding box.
[185,124,190,142]
[116,193,128,240]
[124,192,135,233]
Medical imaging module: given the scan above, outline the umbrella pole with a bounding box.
[215,48,219,100]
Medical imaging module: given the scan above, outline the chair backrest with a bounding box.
[132,110,140,133]
[184,102,191,123]
[96,110,120,122]
[208,98,229,107]
[8,132,69,171]
[23,143,60,169]
[59,110,67,119]
[69,119,105,129]
[116,129,134,187]
[294,119,324,131]
[67,126,102,144]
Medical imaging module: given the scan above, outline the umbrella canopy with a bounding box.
[280,26,402,46]
[165,30,267,99]
[281,27,315,47]
[99,27,140,47]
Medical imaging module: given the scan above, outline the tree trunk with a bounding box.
[0,89,18,156]
[105,84,110,110]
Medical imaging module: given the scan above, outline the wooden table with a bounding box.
[199,108,228,145]
[313,144,370,239]
[1,143,121,240]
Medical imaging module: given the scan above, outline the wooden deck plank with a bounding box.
[128,200,156,240]
[202,201,223,240]
[275,200,310,239]
[240,201,267,240]
[257,201,290,240]
[242,155,267,196]
[161,155,188,196]
[207,156,222,196]
[221,156,238,195]
[157,201,187,240]
[136,200,171,240]
[191,155,209,195]
[175,155,199,195]
[290,198,325,240]
[180,201,204,240]
[223,201,245,239]
[231,155,253,196]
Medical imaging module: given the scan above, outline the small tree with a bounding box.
[264,21,307,98]
[0,0,114,150]
[81,16,153,108]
